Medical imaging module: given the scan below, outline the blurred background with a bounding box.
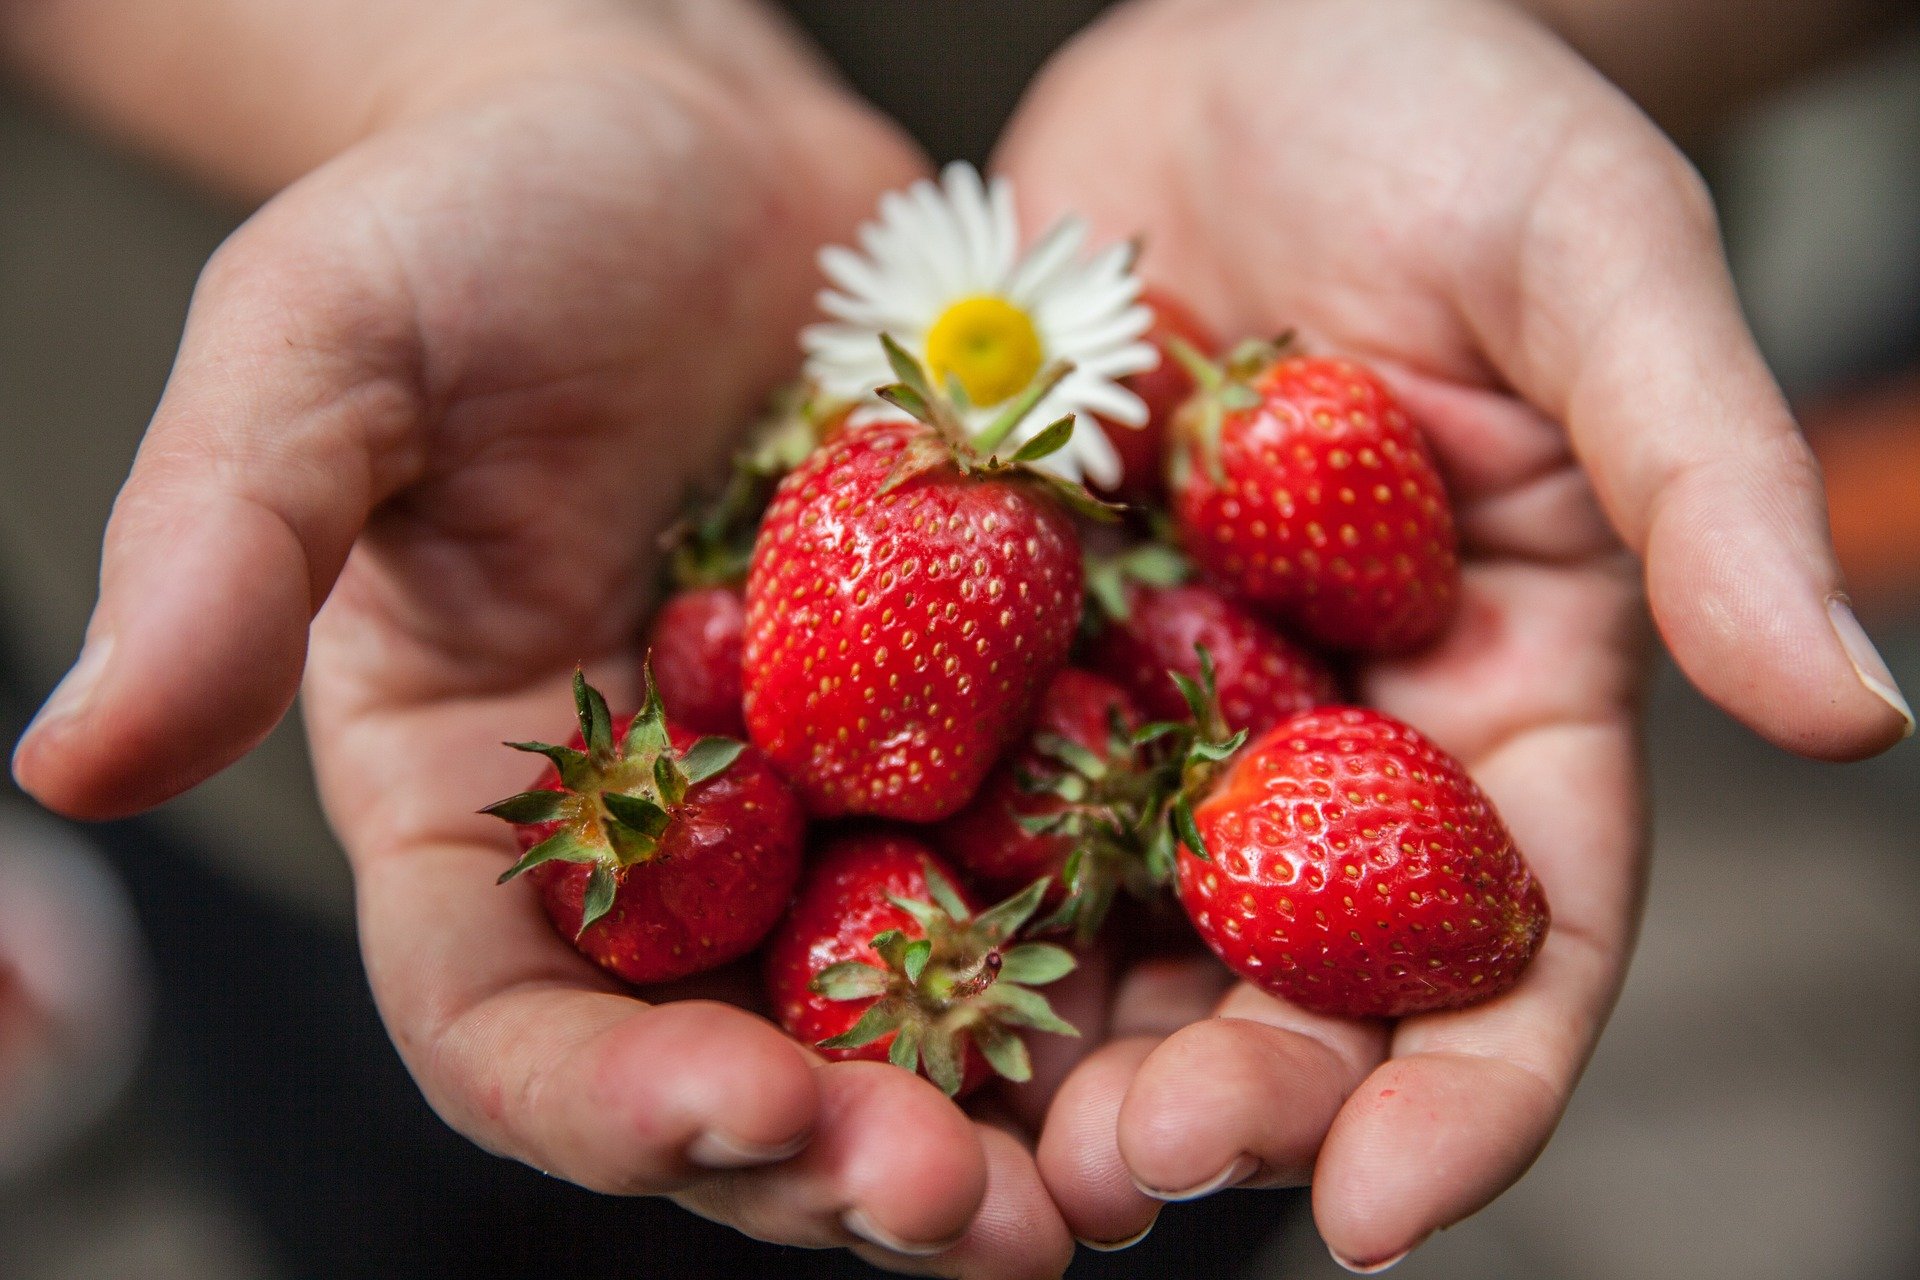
[1,4,1916,1278]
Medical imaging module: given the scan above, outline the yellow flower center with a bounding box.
[924,295,1044,408]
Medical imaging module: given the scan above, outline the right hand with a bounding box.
[10,3,1072,1273]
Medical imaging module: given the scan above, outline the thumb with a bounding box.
[11,204,424,817]
[1476,130,1912,760]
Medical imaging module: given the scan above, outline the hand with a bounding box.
[10,6,1074,1273]
[996,0,1911,1265]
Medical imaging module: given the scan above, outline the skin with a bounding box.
[5,0,1911,1274]
[993,0,1911,1266]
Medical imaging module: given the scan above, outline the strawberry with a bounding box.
[1086,546,1337,737]
[765,831,1078,1097]
[645,586,747,738]
[1174,707,1548,1018]
[1091,289,1218,505]
[1169,344,1459,653]
[743,342,1102,820]
[485,670,804,986]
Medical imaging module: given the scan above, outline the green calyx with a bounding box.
[1165,333,1296,490]
[1017,701,1193,943]
[1156,644,1247,866]
[1023,644,1246,934]
[872,335,1121,524]
[662,380,840,589]
[1083,539,1192,629]
[811,865,1079,1096]
[483,667,745,936]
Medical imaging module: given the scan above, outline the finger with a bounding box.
[1314,708,1643,1268]
[358,835,820,1195]
[681,1062,988,1254]
[1117,992,1387,1201]
[10,201,424,818]
[846,1124,1075,1280]
[1470,124,1912,757]
[1036,1036,1163,1251]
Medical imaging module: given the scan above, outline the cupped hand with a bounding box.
[9,6,1075,1274]
[995,0,1911,1265]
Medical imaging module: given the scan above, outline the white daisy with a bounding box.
[801,162,1157,487]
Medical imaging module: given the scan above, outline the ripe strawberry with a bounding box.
[645,586,747,738]
[1086,547,1337,737]
[765,831,1078,1096]
[1170,345,1459,653]
[1174,707,1548,1018]
[486,670,804,986]
[743,343,1101,820]
[1091,289,1218,505]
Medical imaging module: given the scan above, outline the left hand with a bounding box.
[992,0,1910,1265]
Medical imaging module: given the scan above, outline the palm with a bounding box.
[991,0,1868,1262]
[18,39,1087,1269]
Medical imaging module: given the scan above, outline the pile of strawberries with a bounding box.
[485,292,1549,1098]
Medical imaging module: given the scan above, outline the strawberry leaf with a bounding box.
[600,791,671,839]
[1189,730,1248,764]
[971,877,1049,943]
[881,332,933,396]
[919,861,973,924]
[601,818,659,865]
[1008,413,1076,464]
[920,1028,964,1096]
[971,360,1072,457]
[810,961,891,1002]
[573,670,615,763]
[480,789,570,825]
[886,895,947,933]
[902,938,934,986]
[496,829,599,884]
[819,1000,901,1051]
[653,752,688,808]
[1172,797,1210,863]
[997,943,1076,986]
[578,862,619,935]
[975,983,1078,1037]
[1033,732,1108,782]
[505,741,595,792]
[623,666,670,757]
[973,1022,1032,1083]
[887,1020,923,1073]
[678,737,745,786]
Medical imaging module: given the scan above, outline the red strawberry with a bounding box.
[765,831,1078,1096]
[645,586,747,738]
[1174,707,1548,1018]
[743,344,1099,821]
[1170,346,1459,653]
[486,671,804,986]
[1087,554,1336,737]
[1092,289,1218,505]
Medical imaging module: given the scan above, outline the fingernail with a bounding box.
[1132,1153,1259,1202]
[19,636,114,750]
[686,1128,810,1170]
[840,1208,961,1257]
[1330,1242,1417,1274]
[1077,1218,1156,1252]
[1828,596,1913,737]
